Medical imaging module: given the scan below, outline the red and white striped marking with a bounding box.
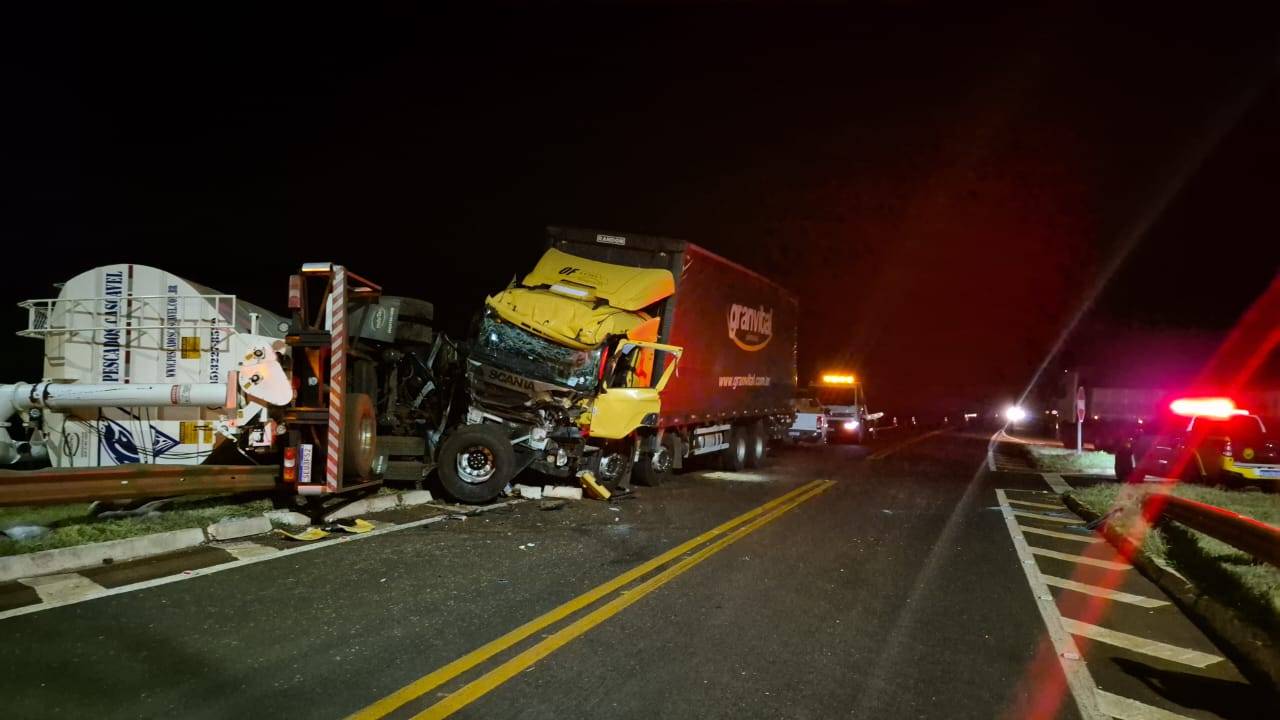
[325,266,346,493]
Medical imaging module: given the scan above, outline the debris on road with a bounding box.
[544,486,583,501]
[539,500,567,511]
[91,498,174,519]
[277,527,330,542]
[322,518,375,534]
[577,471,611,500]
[263,510,311,528]
[2,525,49,541]
[513,484,543,500]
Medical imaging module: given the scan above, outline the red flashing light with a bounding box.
[1169,397,1242,420]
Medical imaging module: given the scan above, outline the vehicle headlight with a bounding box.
[843,421,858,431]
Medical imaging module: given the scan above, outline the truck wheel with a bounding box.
[343,393,378,480]
[721,426,748,471]
[634,435,676,487]
[745,422,766,469]
[437,424,514,503]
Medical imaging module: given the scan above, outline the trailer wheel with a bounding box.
[744,421,766,469]
[721,426,748,471]
[437,424,514,503]
[343,393,379,480]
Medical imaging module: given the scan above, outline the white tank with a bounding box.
[18,264,287,468]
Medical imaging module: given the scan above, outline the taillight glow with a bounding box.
[283,446,297,481]
[1169,397,1241,419]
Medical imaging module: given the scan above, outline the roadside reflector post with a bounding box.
[1075,385,1086,456]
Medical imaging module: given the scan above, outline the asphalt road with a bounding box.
[1,430,1270,718]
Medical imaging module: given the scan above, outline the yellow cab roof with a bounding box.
[521,248,674,312]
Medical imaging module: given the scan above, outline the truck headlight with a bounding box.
[843,420,859,431]
[545,441,569,468]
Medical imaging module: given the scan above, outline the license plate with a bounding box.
[300,443,314,483]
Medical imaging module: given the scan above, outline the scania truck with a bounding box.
[437,227,798,501]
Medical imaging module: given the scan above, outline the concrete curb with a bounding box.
[1062,492,1280,693]
[0,528,206,583]
[323,489,434,522]
[1,489,438,583]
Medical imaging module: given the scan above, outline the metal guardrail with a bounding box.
[1142,493,1280,568]
[0,464,278,507]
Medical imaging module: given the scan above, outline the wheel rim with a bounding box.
[653,447,672,473]
[752,434,765,458]
[457,445,497,484]
[734,437,746,464]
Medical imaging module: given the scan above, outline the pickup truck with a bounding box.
[788,392,827,444]
[1115,396,1277,491]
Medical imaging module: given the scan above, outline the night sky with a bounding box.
[6,2,1279,417]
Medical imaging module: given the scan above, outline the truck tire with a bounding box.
[385,296,435,346]
[343,393,379,480]
[634,434,676,487]
[744,421,766,469]
[721,426,748,471]
[437,424,514,503]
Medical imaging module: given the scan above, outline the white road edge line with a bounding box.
[1096,689,1194,720]
[995,488,1106,720]
[0,502,531,622]
[1060,618,1223,669]
[1042,574,1170,608]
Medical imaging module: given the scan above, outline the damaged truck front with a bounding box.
[436,247,681,502]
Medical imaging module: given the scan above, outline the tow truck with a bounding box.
[813,372,869,444]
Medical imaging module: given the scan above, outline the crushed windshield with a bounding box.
[472,310,602,389]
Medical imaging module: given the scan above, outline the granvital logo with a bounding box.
[727,303,773,352]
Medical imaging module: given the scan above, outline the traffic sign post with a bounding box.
[1075,386,1086,456]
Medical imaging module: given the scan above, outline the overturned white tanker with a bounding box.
[0,264,290,468]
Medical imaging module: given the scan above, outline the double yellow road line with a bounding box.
[352,477,835,720]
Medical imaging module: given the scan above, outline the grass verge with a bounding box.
[1024,445,1115,475]
[1071,483,1280,636]
[0,495,273,558]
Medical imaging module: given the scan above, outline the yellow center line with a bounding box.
[350,478,830,720]
[867,428,946,460]
[413,480,836,720]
